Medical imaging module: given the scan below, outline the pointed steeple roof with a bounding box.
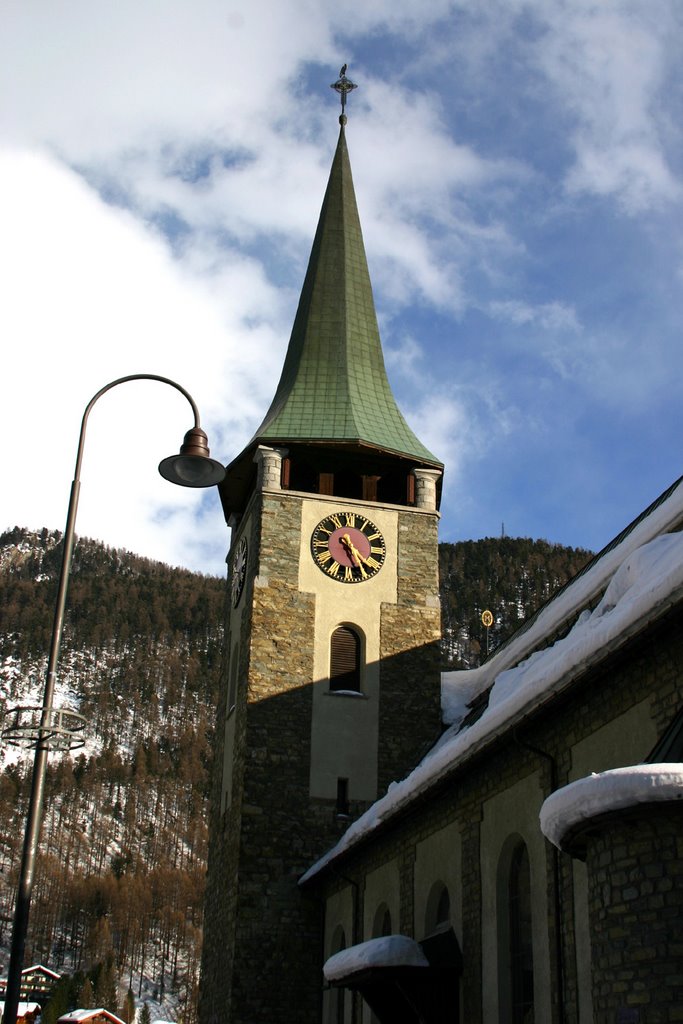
[221,119,442,515]
[250,124,440,464]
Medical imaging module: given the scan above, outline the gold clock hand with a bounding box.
[341,535,369,577]
[340,534,358,562]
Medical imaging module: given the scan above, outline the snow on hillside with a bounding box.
[0,529,223,1024]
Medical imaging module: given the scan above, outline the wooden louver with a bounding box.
[330,626,361,691]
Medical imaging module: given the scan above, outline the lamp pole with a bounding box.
[2,374,225,1024]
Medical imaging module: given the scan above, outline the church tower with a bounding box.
[200,73,444,1024]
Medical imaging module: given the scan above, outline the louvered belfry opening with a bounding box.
[330,626,361,692]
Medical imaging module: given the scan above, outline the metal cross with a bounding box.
[331,64,357,121]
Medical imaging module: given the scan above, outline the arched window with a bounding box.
[423,884,450,937]
[506,840,534,1023]
[372,903,392,938]
[436,886,451,927]
[424,881,451,935]
[421,883,462,1020]
[330,626,361,692]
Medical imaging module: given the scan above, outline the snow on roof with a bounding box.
[540,763,683,850]
[442,477,683,726]
[0,1003,41,1015]
[300,525,683,885]
[22,964,61,979]
[58,1010,124,1024]
[59,1012,103,1022]
[323,935,429,982]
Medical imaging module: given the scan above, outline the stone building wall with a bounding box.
[378,511,442,794]
[200,493,331,1024]
[310,605,683,1024]
[227,492,333,1023]
[585,806,683,1023]
[201,491,445,1024]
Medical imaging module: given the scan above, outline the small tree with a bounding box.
[121,987,136,1024]
[42,976,74,1024]
[79,979,95,1009]
[94,957,118,1013]
[139,1002,152,1024]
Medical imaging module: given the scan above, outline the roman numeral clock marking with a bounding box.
[310,512,386,584]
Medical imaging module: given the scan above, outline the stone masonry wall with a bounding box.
[230,493,331,1023]
[312,605,683,1024]
[199,524,251,1024]
[378,511,442,794]
[584,806,683,1024]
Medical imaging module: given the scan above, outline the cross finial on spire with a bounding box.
[331,64,357,125]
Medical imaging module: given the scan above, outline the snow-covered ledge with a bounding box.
[324,935,429,983]
[540,764,683,853]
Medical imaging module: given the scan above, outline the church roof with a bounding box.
[242,123,441,467]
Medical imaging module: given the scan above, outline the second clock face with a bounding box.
[231,536,248,607]
[311,511,386,583]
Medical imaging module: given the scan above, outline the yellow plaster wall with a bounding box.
[299,496,399,802]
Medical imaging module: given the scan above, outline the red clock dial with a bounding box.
[311,512,386,583]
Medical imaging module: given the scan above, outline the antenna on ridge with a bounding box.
[331,64,357,125]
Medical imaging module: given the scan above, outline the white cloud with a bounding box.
[0,0,335,160]
[531,0,682,211]
[0,148,280,573]
[489,299,580,333]
[404,391,470,481]
[384,335,424,378]
[0,0,681,571]
[416,1,682,213]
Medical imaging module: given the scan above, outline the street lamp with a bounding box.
[1,374,225,1024]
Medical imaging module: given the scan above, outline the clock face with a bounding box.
[231,536,248,607]
[311,511,386,583]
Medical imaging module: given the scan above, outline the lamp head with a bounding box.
[158,427,226,487]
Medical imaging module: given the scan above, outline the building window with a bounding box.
[421,883,462,1022]
[330,626,361,692]
[424,880,451,935]
[362,475,380,501]
[372,903,392,938]
[336,778,350,818]
[319,471,335,495]
[436,886,451,926]
[508,841,534,1023]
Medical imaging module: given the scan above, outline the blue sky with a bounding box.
[1,1,681,574]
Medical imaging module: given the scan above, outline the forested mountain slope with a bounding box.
[0,527,591,1021]
[0,528,226,1023]
[440,536,592,669]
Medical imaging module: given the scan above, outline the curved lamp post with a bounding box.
[1,374,225,1024]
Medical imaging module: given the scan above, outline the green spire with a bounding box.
[248,124,440,466]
